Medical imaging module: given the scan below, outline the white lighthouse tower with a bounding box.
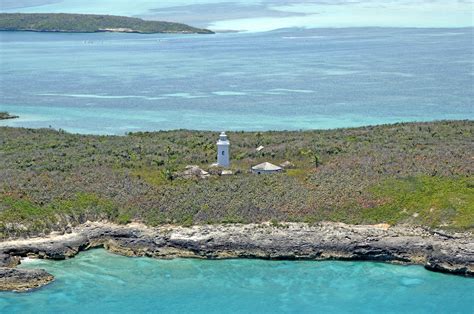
[217,131,230,168]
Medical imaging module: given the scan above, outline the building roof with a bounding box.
[182,165,210,179]
[280,161,295,169]
[252,162,282,171]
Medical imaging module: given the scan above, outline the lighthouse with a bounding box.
[217,131,230,168]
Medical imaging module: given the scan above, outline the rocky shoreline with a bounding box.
[0,222,472,292]
[0,112,18,120]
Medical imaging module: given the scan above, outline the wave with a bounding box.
[37,93,166,100]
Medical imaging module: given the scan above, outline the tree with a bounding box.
[313,153,321,168]
[162,167,174,181]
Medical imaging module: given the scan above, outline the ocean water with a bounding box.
[1,2,473,312]
[1,28,473,134]
[2,0,473,31]
[0,249,473,313]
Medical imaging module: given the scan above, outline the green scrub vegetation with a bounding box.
[0,13,214,34]
[0,120,472,238]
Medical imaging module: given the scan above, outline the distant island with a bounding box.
[0,13,214,34]
[0,112,18,120]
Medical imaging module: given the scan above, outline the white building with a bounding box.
[251,162,282,174]
[217,131,230,168]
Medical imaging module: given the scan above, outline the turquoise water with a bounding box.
[0,249,473,313]
[1,2,473,312]
[1,28,473,134]
[2,0,473,31]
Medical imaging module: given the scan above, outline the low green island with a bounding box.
[0,120,473,288]
[0,112,18,120]
[0,13,214,34]
[0,120,472,239]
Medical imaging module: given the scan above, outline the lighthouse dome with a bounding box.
[217,132,229,145]
[219,132,228,141]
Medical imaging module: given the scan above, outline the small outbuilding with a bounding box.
[251,162,283,174]
[181,165,210,179]
[221,170,233,176]
[280,161,295,169]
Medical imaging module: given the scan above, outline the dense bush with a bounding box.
[0,13,213,34]
[0,120,472,238]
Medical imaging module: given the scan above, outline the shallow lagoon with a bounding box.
[1,28,473,134]
[0,249,473,313]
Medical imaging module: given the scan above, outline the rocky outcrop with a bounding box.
[0,222,472,292]
[0,112,19,120]
[0,268,54,292]
[0,253,20,268]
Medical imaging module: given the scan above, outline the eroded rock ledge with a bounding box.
[0,222,472,291]
[0,268,54,292]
